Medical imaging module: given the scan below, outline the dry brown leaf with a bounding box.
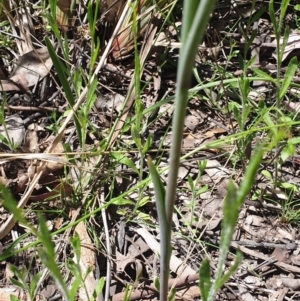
[110,0,155,60]
[40,284,58,300]
[136,228,196,277]
[0,76,29,92]
[0,114,25,148]
[29,182,73,202]
[0,176,10,186]
[56,0,77,31]
[237,284,256,301]
[272,33,300,62]
[94,91,125,113]
[0,286,27,301]
[115,251,143,280]
[74,221,101,301]
[0,47,53,91]
[43,157,65,173]
[57,0,72,14]
[127,237,150,257]
[16,174,29,193]
[184,115,199,131]
[0,68,7,80]
[204,127,227,137]
[36,136,65,174]
[205,159,230,184]
[24,126,39,153]
[176,285,200,300]
[271,247,290,263]
[281,277,300,290]
[283,100,300,113]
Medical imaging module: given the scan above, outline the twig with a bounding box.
[6,105,64,113]
[232,240,297,250]
[230,242,300,273]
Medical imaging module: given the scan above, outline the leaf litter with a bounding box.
[1,0,300,301]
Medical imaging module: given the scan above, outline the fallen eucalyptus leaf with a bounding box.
[0,47,53,91]
[272,33,300,62]
[0,114,25,148]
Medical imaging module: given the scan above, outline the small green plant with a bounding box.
[0,185,105,301]
[9,263,43,301]
[186,160,208,224]
[46,109,63,133]
[199,144,265,301]
[281,195,300,224]
[260,167,300,224]
[0,21,14,48]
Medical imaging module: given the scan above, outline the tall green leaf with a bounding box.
[280,56,298,101]
[45,38,83,146]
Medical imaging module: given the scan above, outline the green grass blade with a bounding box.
[213,180,238,285]
[29,270,43,299]
[147,156,171,300]
[37,214,71,300]
[252,68,276,83]
[280,56,298,101]
[45,38,83,146]
[236,145,265,206]
[162,3,216,300]
[166,0,216,225]
[199,258,211,301]
[147,157,167,228]
[278,27,290,64]
[181,1,199,45]
[279,0,291,25]
[10,295,21,301]
[269,0,278,37]
[214,250,243,290]
[0,185,37,235]
[45,38,74,106]
[0,232,31,261]
[37,214,55,258]
[207,145,265,300]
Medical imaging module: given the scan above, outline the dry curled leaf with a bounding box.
[0,47,53,91]
[272,33,300,62]
[29,182,73,202]
[0,114,25,148]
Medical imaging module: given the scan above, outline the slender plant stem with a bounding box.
[160,1,216,301]
[165,0,216,227]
